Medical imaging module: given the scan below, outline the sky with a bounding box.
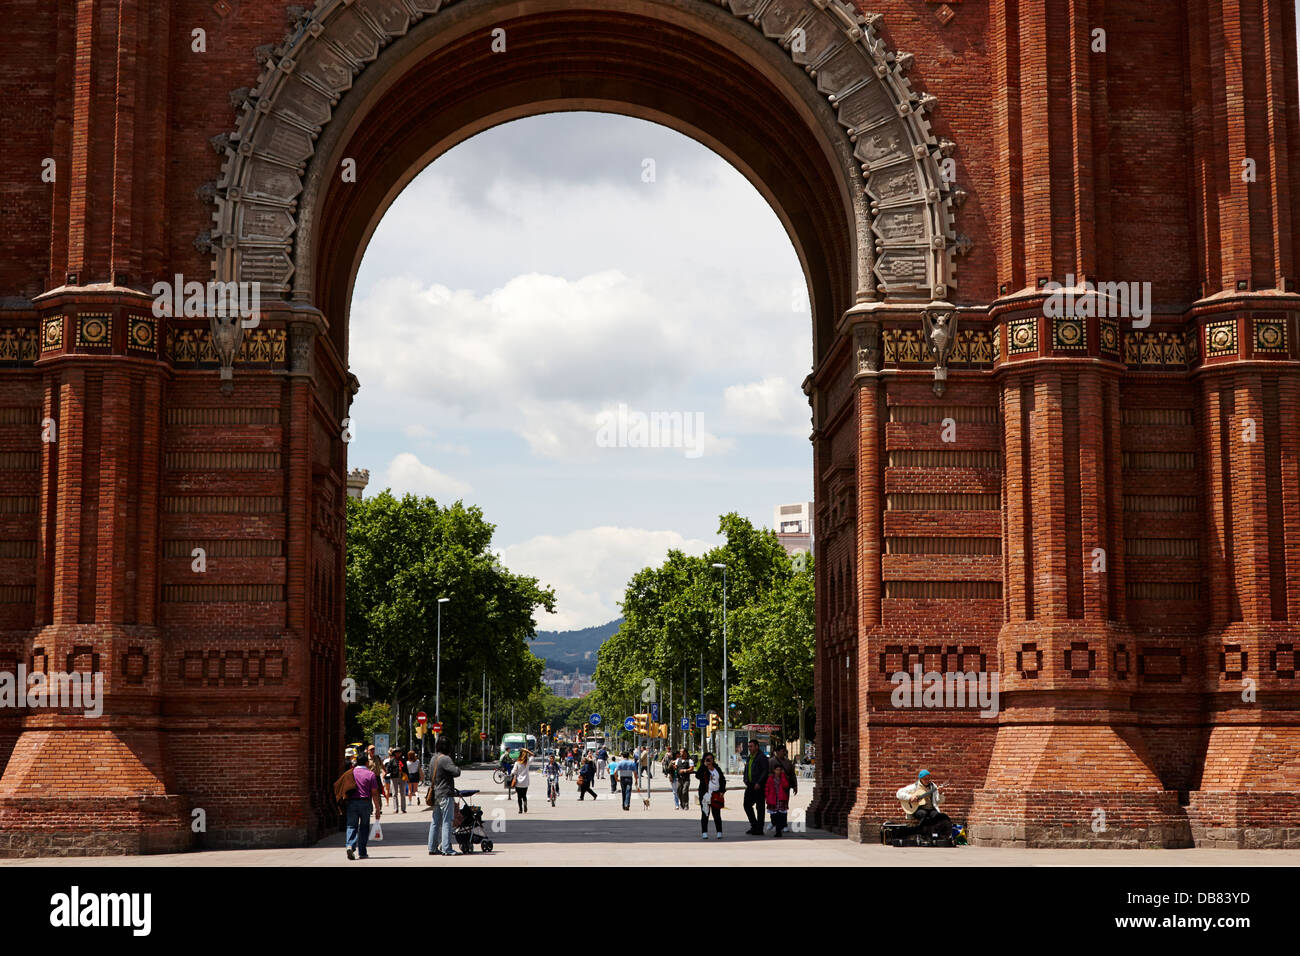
[347,112,813,631]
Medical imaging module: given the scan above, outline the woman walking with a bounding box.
[510,749,531,813]
[695,752,726,839]
[577,753,599,800]
[405,750,421,805]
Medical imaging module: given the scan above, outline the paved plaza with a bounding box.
[7,768,1299,867]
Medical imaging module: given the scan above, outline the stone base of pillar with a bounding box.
[967,789,1192,847]
[0,727,191,858]
[966,721,1194,846]
[1186,722,1300,847]
[0,795,192,857]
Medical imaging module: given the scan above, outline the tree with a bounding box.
[345,490,555,747]
[731,559,815,750]
[594,513,811,749]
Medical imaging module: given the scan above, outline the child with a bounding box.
[765,764,791,837]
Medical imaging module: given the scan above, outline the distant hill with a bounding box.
[531,618,622,671]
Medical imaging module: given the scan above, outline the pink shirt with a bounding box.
[352,765,382,800]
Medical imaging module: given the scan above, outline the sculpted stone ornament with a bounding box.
[855,323,883,373]
[289,321,316,376]
[209,312,244,395]
[920,301,957,395]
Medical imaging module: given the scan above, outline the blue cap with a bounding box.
[918,769,931,779]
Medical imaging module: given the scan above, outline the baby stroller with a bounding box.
[452,789,494,854]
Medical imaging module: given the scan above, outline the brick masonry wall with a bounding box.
[1,0,1299,853]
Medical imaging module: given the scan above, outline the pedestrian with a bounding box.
[666,750,679,808]
[609,751,619,793]
[337,750,383,860]
[639,746,651,785]
[768,744,797,829]
[770,744,798,798]
[364,744,384,802]
[617,751,637,810]
[511,749,531,813]
[765,764,791,837]
[742,740,769,835]
[426,735,461,856]
[577,753,599,800]
[674,748,695,811]
[406,750,421,805]
[499,748,512,786]
[695,751,725,839]
[596,746,607,782]
[385,747,407,813]
[544,754,561,805]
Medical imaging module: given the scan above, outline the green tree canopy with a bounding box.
[593,512,813,748]
[345,490,555,743]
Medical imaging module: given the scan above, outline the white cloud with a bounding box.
[381,452,473,500]
[723,376,809,435]
[501,526,715,630]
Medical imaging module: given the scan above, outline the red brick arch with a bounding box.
[208,0,962,376]
[3,0,1300,856]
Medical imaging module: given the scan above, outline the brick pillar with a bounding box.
[1187,360,1300,847]
[846,320,883,841]
[1181,0,1300,847]
[969,350,1190,847]
[0,291,190,856]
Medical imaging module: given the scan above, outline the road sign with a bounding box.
[624,716,636,731]
[681,717,689,730]
[416,712,427,725]
[650,702,659,721]
[431,721,443,734]
[589,713,602,726]
[695,714,708,728]
[374,733,390,755]
[479,731,487,740]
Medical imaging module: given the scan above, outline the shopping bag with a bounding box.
[369,820,384,842]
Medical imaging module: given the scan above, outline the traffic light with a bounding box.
[707,712,721,735]
[633,713,649,735]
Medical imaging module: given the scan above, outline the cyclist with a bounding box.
[544,753,561,805]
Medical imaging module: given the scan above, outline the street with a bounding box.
[7,766,1299,866]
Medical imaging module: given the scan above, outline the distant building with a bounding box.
[773,501,813,555]
[346,468,370,499]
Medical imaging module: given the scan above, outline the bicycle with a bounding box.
[492,767,507,786]
[547,778,558,806]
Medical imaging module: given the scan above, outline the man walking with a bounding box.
[385,747,407,813]
[426,736,461,855]
[742,740,769,836]
[674,749,695,811]
[617,751,637,811]
[339,751,383,859]
[596,746,608,783]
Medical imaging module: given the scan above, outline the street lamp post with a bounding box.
[435,597,450,734]
[711,562,728,772]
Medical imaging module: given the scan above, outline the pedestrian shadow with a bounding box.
[325,813,837,850]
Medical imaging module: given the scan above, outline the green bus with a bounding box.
[500,733,529,762]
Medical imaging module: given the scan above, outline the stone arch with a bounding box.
[208,0,961,364]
